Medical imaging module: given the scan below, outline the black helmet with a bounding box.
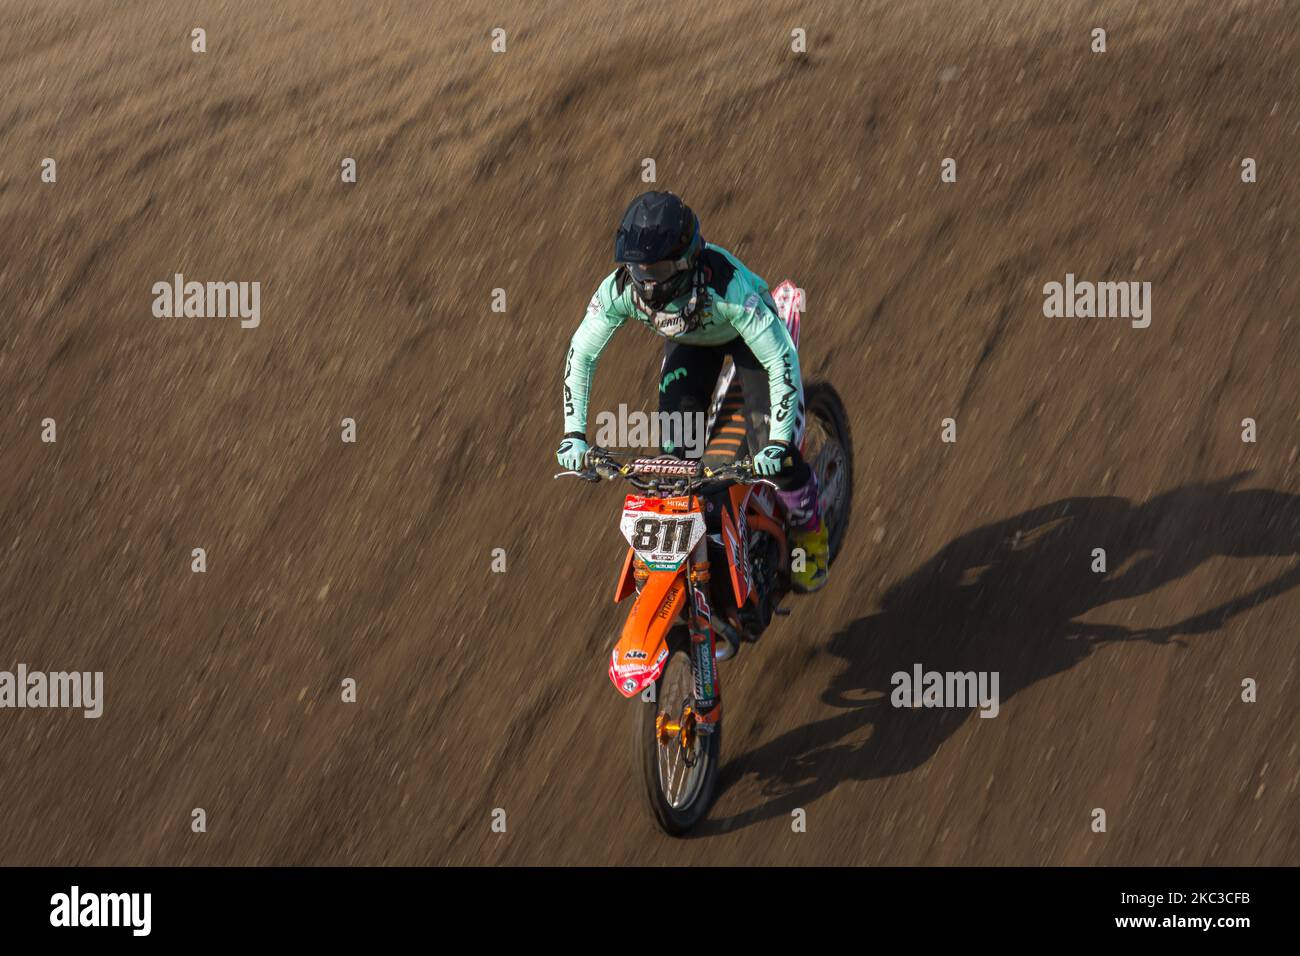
[614,191,702,310]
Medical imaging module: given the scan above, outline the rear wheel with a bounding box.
[802,381,853,563]
[634,627,721,835]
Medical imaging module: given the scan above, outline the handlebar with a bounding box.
[553,446,776,494]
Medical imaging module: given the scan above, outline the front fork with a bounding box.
[686,539,720,726]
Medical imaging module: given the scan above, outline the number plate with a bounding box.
[619,495,705,571]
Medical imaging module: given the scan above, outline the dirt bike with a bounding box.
[554,279,853,835]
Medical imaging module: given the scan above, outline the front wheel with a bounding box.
[634,627,721,835]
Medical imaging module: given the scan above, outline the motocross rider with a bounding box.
[557,191,829,592]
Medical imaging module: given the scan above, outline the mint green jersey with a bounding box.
[563,244,801,443]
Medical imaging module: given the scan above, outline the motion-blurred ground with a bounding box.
[1,0,1297,864]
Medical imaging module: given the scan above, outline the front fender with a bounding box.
[609,570,686,697]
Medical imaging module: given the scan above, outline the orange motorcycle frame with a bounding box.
[609,485,787,699]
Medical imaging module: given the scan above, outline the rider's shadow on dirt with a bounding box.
[700,471,1300,835]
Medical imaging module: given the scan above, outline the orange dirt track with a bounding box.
[1,0,1297,865]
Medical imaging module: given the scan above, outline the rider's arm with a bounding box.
[730,292,801,445]
[563,282,626,437]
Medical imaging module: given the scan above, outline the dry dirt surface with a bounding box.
[1,0,1298,865]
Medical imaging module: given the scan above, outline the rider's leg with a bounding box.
[730,341,830,592]
[657,340,725,460]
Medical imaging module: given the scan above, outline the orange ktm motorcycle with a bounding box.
[555,382,852,834]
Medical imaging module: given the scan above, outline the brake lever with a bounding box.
[696,462,772,491]
[553,470,601,482]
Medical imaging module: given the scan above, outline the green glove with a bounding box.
[557,434,589,471]
[753,442,791,476]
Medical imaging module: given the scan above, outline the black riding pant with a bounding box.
[657,337,810,492]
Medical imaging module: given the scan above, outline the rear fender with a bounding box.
[609,569,686,697]
[772,278,802,348]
